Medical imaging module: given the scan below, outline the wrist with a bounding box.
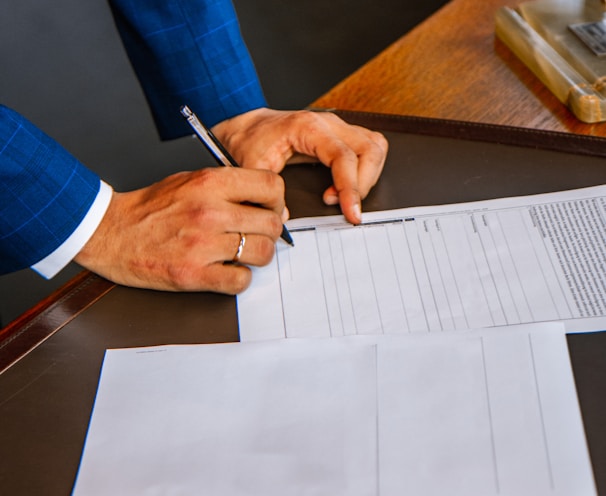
[74,190,123,275]
[211,107,275,140]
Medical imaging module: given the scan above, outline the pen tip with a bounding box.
[281,226,294,247]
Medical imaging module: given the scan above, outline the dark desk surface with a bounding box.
[1,114,606,494]
[3,0,606,490]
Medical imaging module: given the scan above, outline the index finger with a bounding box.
[222,167,287,216]
[332,163,363,224]
[318,130,387,224]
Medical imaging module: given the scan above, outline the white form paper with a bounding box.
[375,327,595,496]
[72,339,379,496]
[72,325,596,496]
[237,185,606,341]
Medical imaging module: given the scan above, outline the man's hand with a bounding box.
[75,167,287,294]
[212,108,388,224]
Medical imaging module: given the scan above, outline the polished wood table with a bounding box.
[314,0,606,136]
[1,0,606,494]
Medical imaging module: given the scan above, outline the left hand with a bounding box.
[212,107,388,224]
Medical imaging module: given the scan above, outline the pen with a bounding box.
[180,105,294,247]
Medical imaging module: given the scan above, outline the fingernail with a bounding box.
[324,194,339,205]
[352,203,362,223]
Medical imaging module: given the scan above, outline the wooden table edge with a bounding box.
[0,271,116,373]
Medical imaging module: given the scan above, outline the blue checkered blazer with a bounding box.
[1,0,266,274]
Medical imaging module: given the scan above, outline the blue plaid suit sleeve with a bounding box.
[108,0,267,140]
[1,0,264,276]
[0,105,101,274]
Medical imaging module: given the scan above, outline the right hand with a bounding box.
[74,167,287,294]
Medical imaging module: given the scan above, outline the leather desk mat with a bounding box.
[0,111,605,495]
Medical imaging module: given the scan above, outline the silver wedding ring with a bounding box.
[233,233,246,263]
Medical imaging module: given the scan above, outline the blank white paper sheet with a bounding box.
[72,325,596,496]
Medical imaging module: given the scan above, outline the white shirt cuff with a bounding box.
[32,181,113,279]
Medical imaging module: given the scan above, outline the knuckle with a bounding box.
[230,269,252,294]
[194,204,223,226]
[357,130,388,159]
[190,167,234,192]
[258,168,285,196]
[269,170,285,193]
[257,237,277,264]
[166,264,196,291]
[269,213,284,238]
[370,131,389,152]
[190,167,216,186]
[291,109,324,131]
